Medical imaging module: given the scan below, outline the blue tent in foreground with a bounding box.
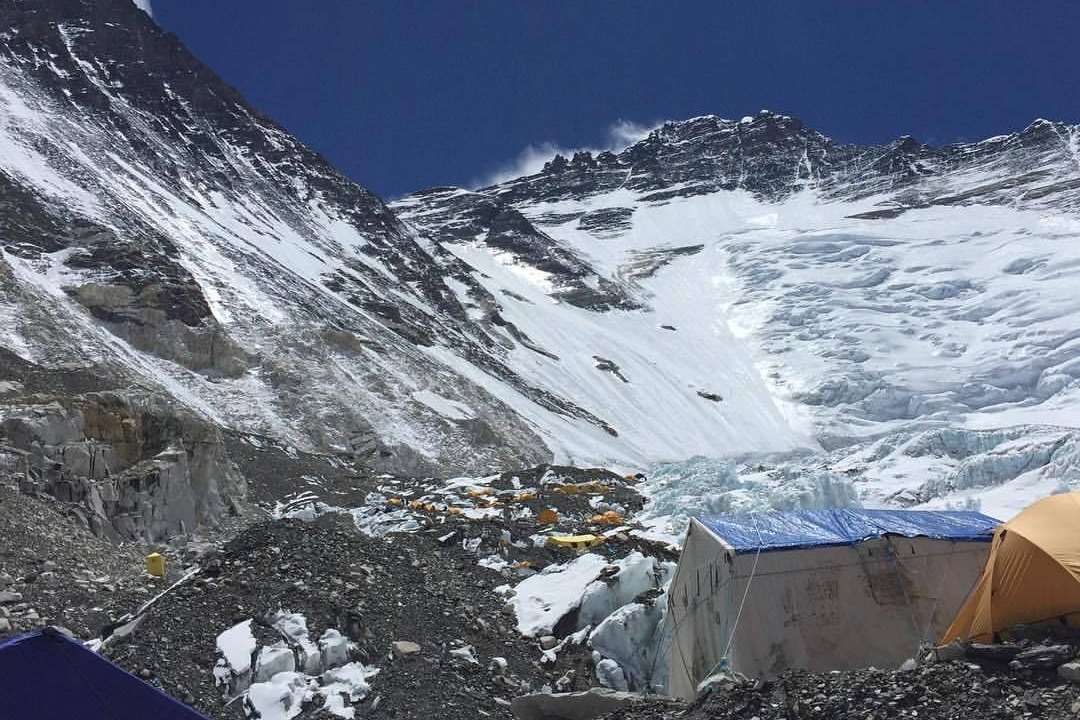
[0,628,209,720]
[699,507,1000,554]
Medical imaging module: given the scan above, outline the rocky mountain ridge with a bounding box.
[0,0,1079,542]
[470,109,1080,210]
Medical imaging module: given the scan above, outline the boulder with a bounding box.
[391,640,421,659]
[1058,662,1080,683]
[967,643,1021,663]
[935,641,967,662]
[1011,644,1074,670]
[696,669,749,697]
[510,688,641,720]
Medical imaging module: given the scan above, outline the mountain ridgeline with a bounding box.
[1,0,1080,540]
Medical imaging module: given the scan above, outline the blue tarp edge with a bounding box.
[697,508,1000,554]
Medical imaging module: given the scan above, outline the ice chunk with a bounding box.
[577,552,672,629]
[507,553,609,637]
[590,601,668,692]
[595,659,629,691]
[271,611,322,674]
[638,456,860,546]
[212,659,231,689]
[255,644,297,683]
[217,619,256,675]
[318,662,379,719]
[319,628,350,670]
[271,611,309,642]
[245,671,311,720]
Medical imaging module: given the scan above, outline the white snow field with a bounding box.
[399,181,1080,521]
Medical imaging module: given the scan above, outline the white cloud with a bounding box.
[473,118,660,189]
[606,119,655,147]
[133,0,154,17]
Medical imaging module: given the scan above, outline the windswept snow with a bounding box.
[410,390,475,421]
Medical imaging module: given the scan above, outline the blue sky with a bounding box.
[149,1,1080,199]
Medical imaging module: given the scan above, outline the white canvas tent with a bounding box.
[667,508,997,699]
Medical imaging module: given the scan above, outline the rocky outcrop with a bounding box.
[68,280,250,378]
[0,389,244,541]
[511,688,644,720]
[395,188,639,311]
[0,0,593,474]
[445,111,1080,213]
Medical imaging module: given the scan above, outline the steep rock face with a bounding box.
[0,0,575,474]
[470,110,1080,213]
[0,377,244,541]
[394,187,638,311]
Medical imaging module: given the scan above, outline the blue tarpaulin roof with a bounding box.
[0,628,210,720]
[698,508,999,554]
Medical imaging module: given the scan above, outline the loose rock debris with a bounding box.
[606,639,1080,720]
[2,465,677,719]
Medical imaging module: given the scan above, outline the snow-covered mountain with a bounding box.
[394,112,1080,518]
[2,0,1079,521]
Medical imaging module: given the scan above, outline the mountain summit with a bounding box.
[1,0,1079,540]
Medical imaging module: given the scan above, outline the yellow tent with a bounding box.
[942,492,1080,643]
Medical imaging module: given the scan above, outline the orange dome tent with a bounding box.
[942,492,1080,643]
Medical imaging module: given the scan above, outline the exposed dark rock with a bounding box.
[593,357,630,384]
[395,188,639,312]
[511,688,645,720]
[616,245,705,284]
[1011,645,1076,670]
[578,208,635,237]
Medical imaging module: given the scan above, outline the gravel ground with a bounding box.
[100,514,525,717]
[604,655,1080,720]
[0,483,148,640]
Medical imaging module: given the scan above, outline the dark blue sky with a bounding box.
[152,1,1080,199]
